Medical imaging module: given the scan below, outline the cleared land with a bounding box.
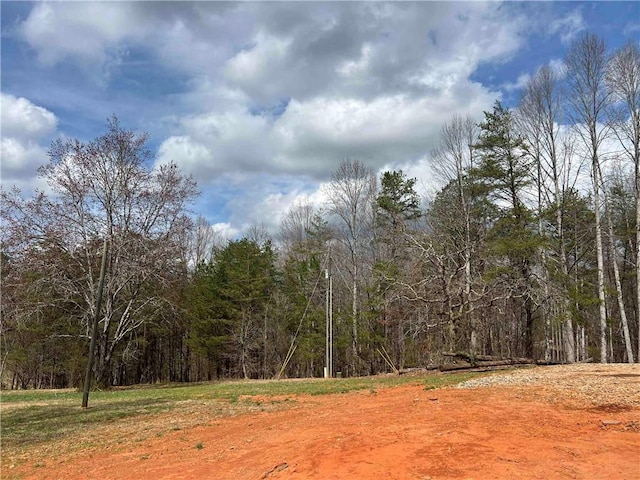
[1,364,639,479]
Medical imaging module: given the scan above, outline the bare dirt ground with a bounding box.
[7,364,640,480]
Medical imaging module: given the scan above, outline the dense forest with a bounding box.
[1,33,639,389]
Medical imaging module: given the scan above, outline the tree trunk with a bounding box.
[604,188,635,362]
[637,159,640,362]
[352,265,358,365]
[593,159,608,363]
[555,173,576,363]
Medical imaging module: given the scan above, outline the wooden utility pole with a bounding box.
[325,258,334,379]
[329,268,333,378]
[82,237,108,408]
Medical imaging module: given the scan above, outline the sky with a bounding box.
[1,1,639,239]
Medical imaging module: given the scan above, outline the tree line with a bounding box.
[1,33,638,389]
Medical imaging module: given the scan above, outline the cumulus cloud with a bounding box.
[199,175,326,237]
[211,222,241,242]
[12,1,529,237]
[1,93,58,191]
[145,2,525,236]
[1,93,57,140]
[156,86,495,185]
[18,2,252,81]
[20,2,141,66]
[223,2,524,104]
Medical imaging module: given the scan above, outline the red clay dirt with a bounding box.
[12,376,640,480]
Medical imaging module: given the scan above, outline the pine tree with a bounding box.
[473,101,540,358]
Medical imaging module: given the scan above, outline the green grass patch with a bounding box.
[0,371,484,452]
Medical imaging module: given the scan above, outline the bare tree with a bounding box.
[187,215,224,267]
[1,116,198,386]
[279,199,316,254]
[518,65,584,362]
[606,42,640,362]
[565,33,612,363]
[431,115,479,352]
[601,164,635,363]
[325,159,377,369]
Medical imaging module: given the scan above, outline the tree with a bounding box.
[279,200,317,255]
[374,170,422,368]
[277,201,332,377]
[565,33,612,362]
[606,41,640,362]
[602,167,635,362]
[187,215,224,267]
[200,238,277,379]
[1,116,198,388]
[377,171,421,232]
[554,188,598,362]
[472,101,539,358]
[517,65,582,362]
[431,115,480,352]
[325,159,377,372]
[183,259,232,380]
[0,247,86,388]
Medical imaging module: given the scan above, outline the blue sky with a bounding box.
[1,1,639,238]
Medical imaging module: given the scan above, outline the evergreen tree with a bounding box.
[472,101,541,358]
[187,238,277,379]
[373,170,422,368]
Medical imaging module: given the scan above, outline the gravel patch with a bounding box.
[455,364,640,408]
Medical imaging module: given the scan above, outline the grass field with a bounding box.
[0,372,482,455]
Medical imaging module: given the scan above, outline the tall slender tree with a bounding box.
[606,42,640,362]
[374,170,421,367]
[473,101,538,357]
[518,65,582,362]
[432,115,480,352]
[325,160,377,372]
[565,33,612,362]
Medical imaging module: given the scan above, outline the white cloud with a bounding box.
[199,175,327,239]
[501,73,532,93]
[272,92,492,173]
[1,137,47,176]
[225,31,292,92]
[18,2,253,83]
[12,1,529,237]
[1,93,57,141]
[158,86,495,187]
[217,2,525,104]
[549,9,585,45]
[211,222,241,242]
[1,93,58,192]
[20,2,141,66]
[156,107,275,179]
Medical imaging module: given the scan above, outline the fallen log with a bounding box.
[442,352,477,362]
[480,360,518,367]
[442,352,510,362]
[439,362,473,372]
[441,364,534,374]
[439,356,537,372]
[535,357,593,366]
[442,352,536,366]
